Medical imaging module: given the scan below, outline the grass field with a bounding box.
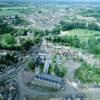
[0,10,22,16]
[0,7,33,16]
[60,29,100,40]
[0,35,4,41]
[0,34,10,45]
[0,34,16,45]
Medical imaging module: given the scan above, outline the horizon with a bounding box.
[0,0,100,2]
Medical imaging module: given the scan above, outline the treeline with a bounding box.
[44,20,100,36]
[46,35,100,55]
[60,20,100,31]
[47,35,81,48]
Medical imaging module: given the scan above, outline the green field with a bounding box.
[0,7,33,16]
[60,29,100,40]
[0,35,4,42]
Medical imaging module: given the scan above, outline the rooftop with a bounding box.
[34,73,65,85]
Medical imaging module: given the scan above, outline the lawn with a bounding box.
[60,29,100,40]
[0,34,16,46]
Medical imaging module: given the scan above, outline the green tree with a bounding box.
[75,63,100,83]
[3,34,16,45]
[54,64,67,78]
[28,59,35,71]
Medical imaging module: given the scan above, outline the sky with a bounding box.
[26,0,99,1]
[0,0,100,2]
[0,0,99,1]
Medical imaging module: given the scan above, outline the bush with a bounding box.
[28,60,35,71]
[75,63,100,84]
[21,39,34,50]
[54,65,67,77]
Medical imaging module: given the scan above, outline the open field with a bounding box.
[0,33,15,46]
[60,29,100,40]
[0,7,33,16]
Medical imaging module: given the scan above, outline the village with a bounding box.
[0,1,100,100]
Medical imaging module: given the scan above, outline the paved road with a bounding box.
[65,60,81,78]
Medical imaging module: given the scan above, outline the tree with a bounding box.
[54,64,67,78]
[3,34,16,45]
[75,63,100,84]
[0,22,15,35]
[21,39,33,50]
[51,26,61,35]
[28,59,35,71]
[87,37,100,54]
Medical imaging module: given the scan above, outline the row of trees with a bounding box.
[60,20,100,31]
[47,35,81,48]
[47,35,100,55]
[42,20,100,36]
